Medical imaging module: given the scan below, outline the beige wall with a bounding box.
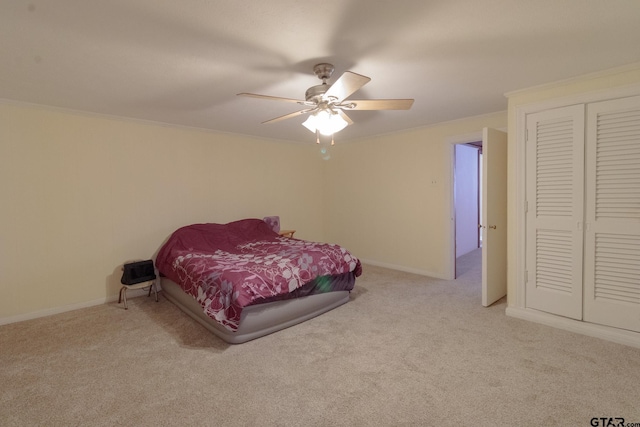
[1,101,508,322]
[5,62,639,324]
[506,63,640,307]
[0,103,325,320]
[5,63,638,324]
[323,111,507,279]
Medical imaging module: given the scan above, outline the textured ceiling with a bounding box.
[2,0,640,143]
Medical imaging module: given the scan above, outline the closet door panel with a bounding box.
[584,95,640,332]
[525,105,585,319]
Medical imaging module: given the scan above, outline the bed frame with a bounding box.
[160,278,350,344]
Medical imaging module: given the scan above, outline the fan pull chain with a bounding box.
[315,131,335,145]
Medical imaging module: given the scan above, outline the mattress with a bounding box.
[161,277,351,344]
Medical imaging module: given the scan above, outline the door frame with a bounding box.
[453,142,482,266]
[448,131,484,279]
[448,128,508,281]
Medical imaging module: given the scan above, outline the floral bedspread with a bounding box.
[155,219,362,331]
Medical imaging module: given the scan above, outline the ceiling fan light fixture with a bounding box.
[238,63,413,144]
[302,109,348,136]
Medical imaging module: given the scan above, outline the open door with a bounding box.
[482,128,508,306]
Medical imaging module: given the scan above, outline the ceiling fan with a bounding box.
[237,63,414,143]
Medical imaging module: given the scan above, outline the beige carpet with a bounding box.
[2,249,639,426]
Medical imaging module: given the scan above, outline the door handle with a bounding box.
[488,225,497,229]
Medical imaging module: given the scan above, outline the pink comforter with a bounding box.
[155,219,362,331]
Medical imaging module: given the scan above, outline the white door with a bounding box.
[482,128,508,307]
[583,95,640,332]
[525,105,585,319]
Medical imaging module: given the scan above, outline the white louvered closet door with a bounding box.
[583,95,640,332]
[525,105,585,320]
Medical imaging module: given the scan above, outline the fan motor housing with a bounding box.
[305,84,329,103]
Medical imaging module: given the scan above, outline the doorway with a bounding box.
[453,141,482,278]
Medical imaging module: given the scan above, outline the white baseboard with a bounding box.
[360,258,448,280]
[506,306,640,349]
[0,288,150,326]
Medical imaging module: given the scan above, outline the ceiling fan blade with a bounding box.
[342,99,414,110]
[338,110,353,125]
[324,71,371,103]
[237,93,304,103]
[261,108,315,124]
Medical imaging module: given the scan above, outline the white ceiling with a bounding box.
[2,0,640,143]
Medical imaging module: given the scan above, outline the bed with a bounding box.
[155,219,362,344]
